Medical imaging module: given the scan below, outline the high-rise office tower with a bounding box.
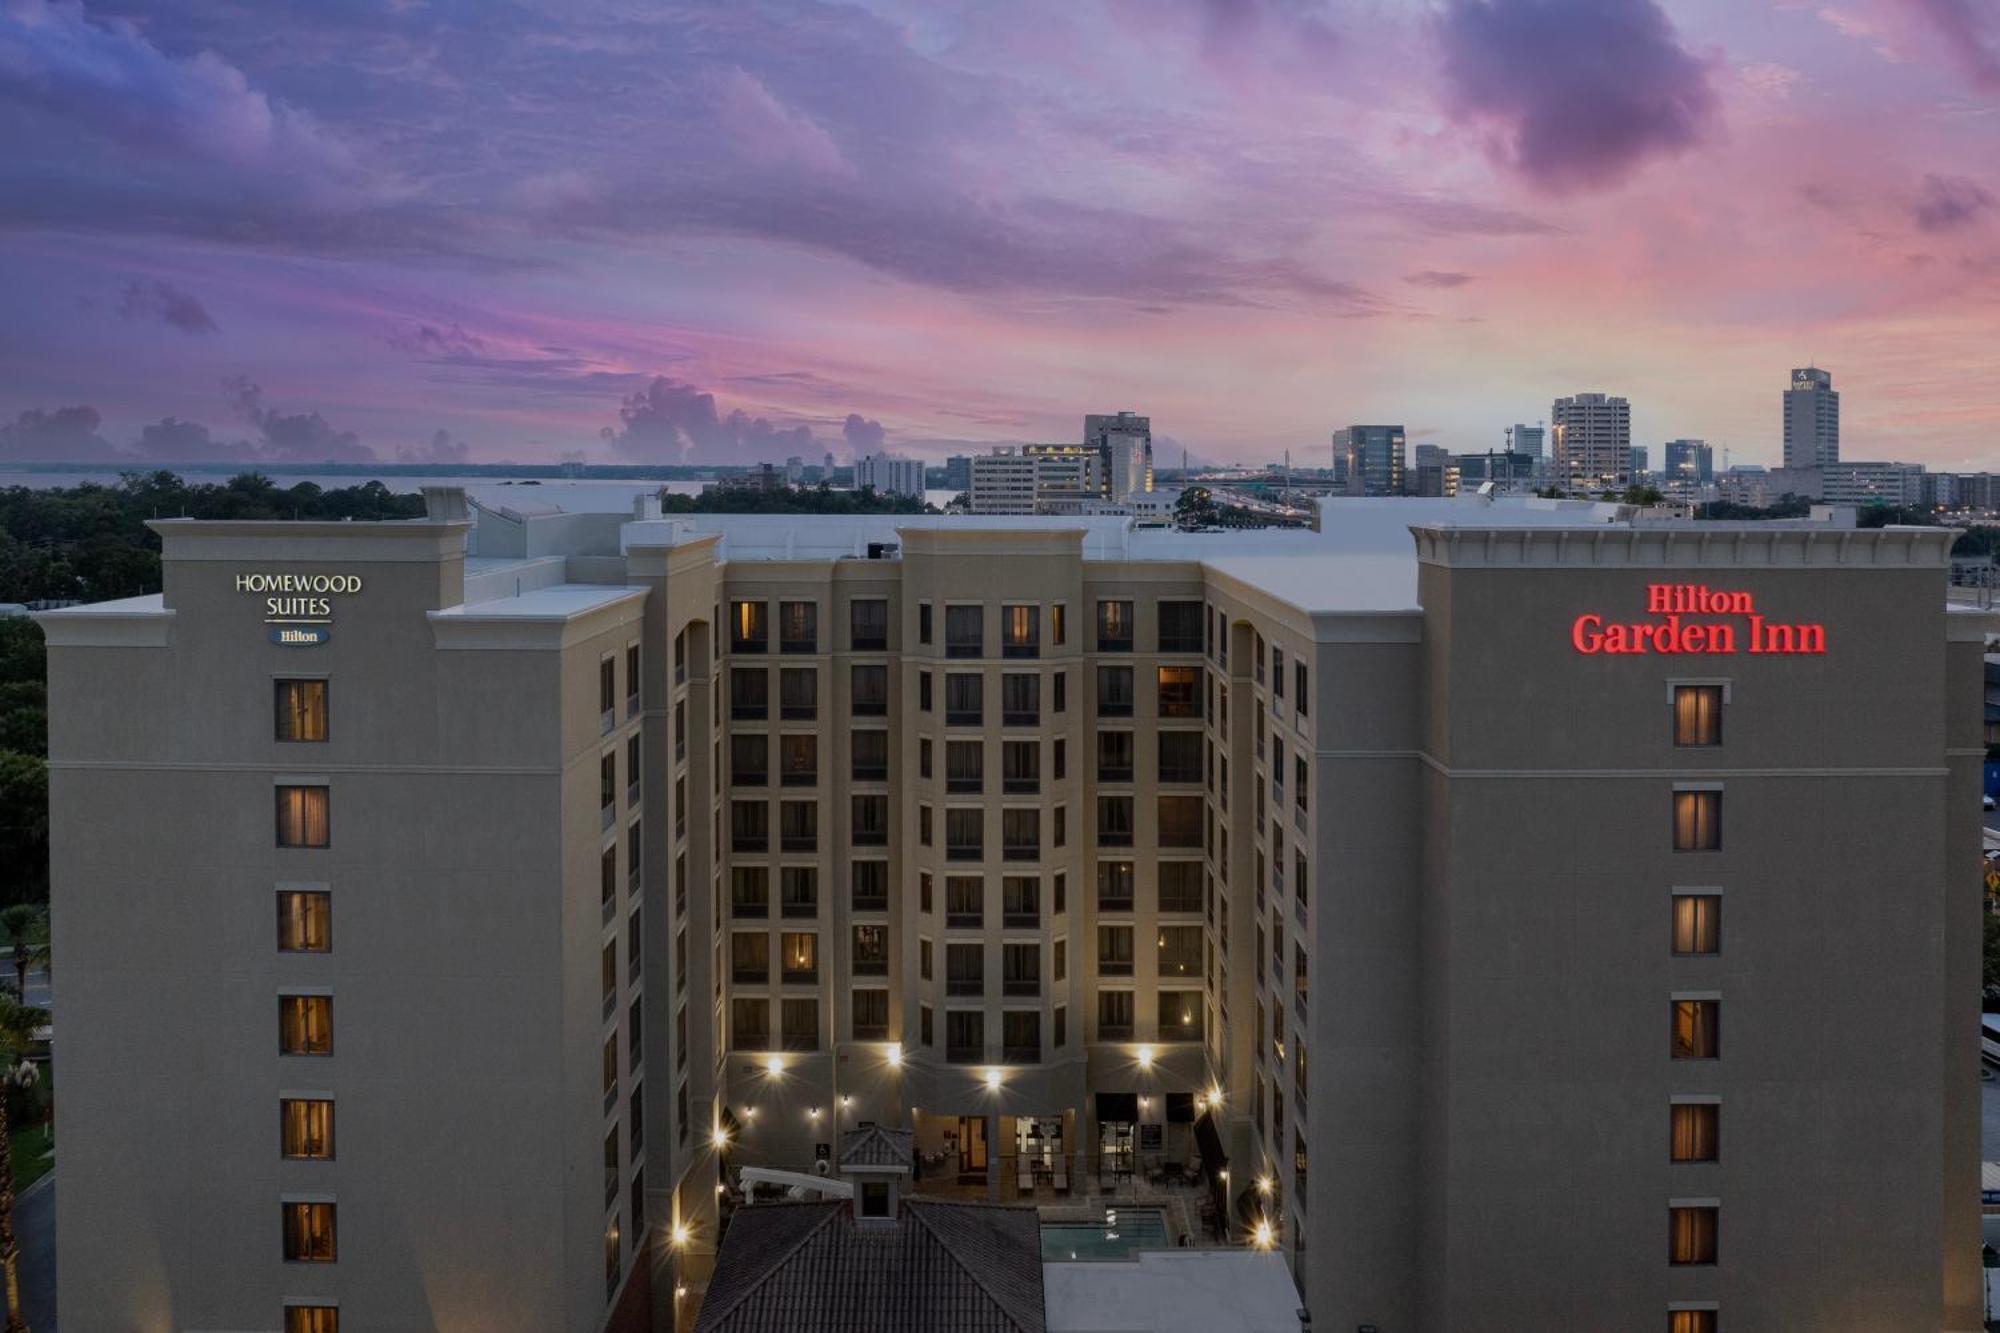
[1551,393,1632,489]
[1663,439,1714,484]
[1330,425,1406,496]
[1507,424,1545,460]
[1629,446,1649,478]
[1784,368,1839,470]
[1084,412,1153,499]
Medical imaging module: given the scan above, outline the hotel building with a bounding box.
[40,491,1985,1332]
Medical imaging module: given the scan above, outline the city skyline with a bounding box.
[1,0,1998,469]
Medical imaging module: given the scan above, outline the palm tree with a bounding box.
[0,992,45,1332]
[0,910,46,1004]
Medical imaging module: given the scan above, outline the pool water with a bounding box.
[1041,1207,1172,1261]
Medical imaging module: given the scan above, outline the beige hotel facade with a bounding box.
[38,490,1987,1332]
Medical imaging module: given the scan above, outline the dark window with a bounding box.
[945,1010,984,1062]
[1053,670,1067,713]
[780,734,817,787]
[1097,731,1135,783]
[852,989,889,1041]
[781,867,818,918]
[1294,660,1308,716]
[1158,991,1203,1042]
[780,667,817,720]
[918,603,933,644]
[946,942,984,996]
[851,729,889,782]
[1002,875,1040,928]
[861,1181,890,1217]
[1096,666,1134,717]
[730,734,768,787]
[850,665,888,717]
[1097,861,1134,912]
[731,867,769,917]
[1097,795,1134,847]
[945,605,983,658]
[1002,740,1040,794]
[1002,1009,1040,1061]
[1158,861,1203,913]
[946,739,984,793]
[852,924,889,976]
[1097,990,1134,1041]
[945,673,982,726]
[779,600,817,653]
[946,807,983,861]
[919,671,933,712]
[275,680,328,742]
[1002,808,1039,861]
[782,997,819,1051]
[852,794,889,845]
[1096,600,1134,652]
[731,668,769,720]
[1158,731,1202,783]
[851,861,889,912]
[731,932,770,984]
[850,599,889,651]
[1158,600,1203,653]
[732,998,770,1049]
[779,800,817,853]
[1001,673,1040,726]
[946,875,983,928]
[731,800,768,852]
[1097,925,1133,976]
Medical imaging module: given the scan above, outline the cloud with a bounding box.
[1891,0,2000,89]
[1913,173,1994,231]
[0,403,119,460]
[1403,270,1477,288]
[132,415,254,461]
[708,67,853,178]
[398,428,470,464]
[226,376,375,463]
[1435,0,1721,192]
[386,322,486,358]
[599,376,816,466]
[1739,62,1804,98]
[117,279,218,335]
[842,413,886,454]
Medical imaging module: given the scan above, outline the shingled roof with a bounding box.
[838,1122,913,1172]
[693,1198,1047,1333]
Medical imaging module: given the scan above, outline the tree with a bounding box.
[1174,487,1220,528]
[0,757,44,911]
[1620,484,1665,506]
[0,909,47,1002]
[0,991,44,1332]
[1985,913,2000,999]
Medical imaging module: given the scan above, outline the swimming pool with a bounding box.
[1041,1206,1172,1261]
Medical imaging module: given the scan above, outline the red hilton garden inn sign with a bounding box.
[1571,584,1828,656]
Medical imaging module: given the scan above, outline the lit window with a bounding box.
[279,995,332,1055]
[1668,1311,1717,1333]
[1670,1104,1719,1163]
[1671,790,1721,851]
[1671,895,1720,955]
[282,1201,337,1262]
[1671,1000,1719,1059]
[281,1098,335,1159]
[275,680,328,742]
[285,1307,339,1333]
[1673,685,1723,747]
[275,786,330,848]
[1668,1205,1717,1265]
[277,890,331,952]
[730,600,766,653]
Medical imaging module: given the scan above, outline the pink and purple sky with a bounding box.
[1,0,1997,469]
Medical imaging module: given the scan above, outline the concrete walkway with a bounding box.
[16,1171,54,1332]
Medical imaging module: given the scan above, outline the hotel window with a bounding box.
[780,800,817,853]
[600,658,616,720]
[919,602,933,644]
[780,667,817,720]
[277,890,331,952]
[946,807,983,861]
[731,668,768,720]
[731,800,768,852]
[730,600,767,653]
[945,604,983,658]
[781,931,818,984]
[919,804,933,846]
[731,932,769,984]
[627,1000,642,1072]
[1098,925,1134,977]
[730,734,768,787]
[1002,740,1039,794]
[674,628,687,682]
[282,1201,336,1262]
[1158,795,1202,849]
[1668,1205,1718,1265]
[626,734,641,803]
[1673,685,1723,747]
[852,794,889,846]
[1671,1103,1720,1163]
[731,866,769,917]
[779,600,817,654]
[1295,756,1309,815]
[1053,804,1066,848]
[1097,990,1135,1041]
[1669,1312,1718,1333]
[601,941,616,1012]
[1053,937,1067,983]
[1003,1010,1041,1062]
[1159,926,1202,978]
[944,1009,984,1062]
[630,1086,644,1151]
[852,989,890,1041]
[920,737,934,779]
[606,1215,622,1294]
[1159,731,1202,784]
[732,998,770,1049]
[1672,999,1720,1059]
[919,670,933,712]
[625,643,640,714]
[285,1308,339,1333]
[279,995,332,1055]
[600,753,617,817]
[1054,1006,1067,1049]
[781,866,818,918]
[851,598,889,651]
[1672,790,1722,851]
[674,700,686,761]
[1053,670,1066,714]
[946,875,983,928]
[920,871,934,914]
[946,942,985,996]
[850,664,888,717]
[851,861,888,912]
[1002,605,1039,658]
[1097,795,1134,847]
[1052,872,1066,915]
[1159,862,1203,913]
[1098,861,1135,912]
[1672,895,1721,954]
[1158,666,1200,719]
[779,734,817,787]
[945,673,982,726]
[947,740,984,793]
[1001,673,1040,726]
[1158,600,1203,653]
[1097,731,1135,783]
[1051,604,1067,646]
[852,729,888,781]
[1097,665,1134,717]
[628,905,644,982]
[1002,808,1039,861]
[920,937,934,981]
[275,680,328,742]
[275,786,330,849]
[920,1005,934,1047]
[1271,646,1285,699]
[1096,600,1133,652]
[853,924,889,976]
[1054,737,1067,779]
[1294,661,1308,717]
[280,1098,334,1159]
[782,998,819,1052]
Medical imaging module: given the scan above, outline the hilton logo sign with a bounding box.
[1571,584,1827,656]
[237,572,363,646]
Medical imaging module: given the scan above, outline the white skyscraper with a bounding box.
[1550,393,1632,489]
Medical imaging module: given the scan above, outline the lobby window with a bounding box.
[781,931,818,984]
[780,667,817,721]
[732,998,771,1049]
[282,1202,337,1262]
[1672,895,1721,954]
[731,866,769,917]
[1097,730,1135,783]
[945,604,983,658]
[1671,1103,1720,1163]
[850,664,888,717]
[1159,992,1202,1041]
[1672,790,1722,851]
[852,924,889,976]
[919,602,933,645]
[1098,925,1134,977]
[279,995,332,1055]
[731,668,769,720]
[1097,795,1134,847]
[1672,999,1720,1059]
[851,861,888,912]
[1002,740,1040,794]
[780,734,817,787]
[947,739,984,793]
[852,794,889,846]
[852,729,888,782]
[1003,1010,1041,1062]
[1159,795,1202,849]
[285,1308,339,1333]
[1002,808,1039,861]
[1098,861,1135,912]
[1158,600,1203,653]
[1002,672,1040,726]
[945,673,982,726]
[1668,1206,1718,1265]
[730,734,769,787]
[852,989,889,1041]
[1002,605,1039,658]
[1097,990,1135,1041]
[1669,1312,1718,1333]
[277,890,331,953]
[945,1009,984,1062]
[1097,665,1134,717]
[946,875,984,928]
[732,932,770,984]
[275,786,330,849]
[1158,666,1200,719]
[946,807,983,860]
[851,598,889,651]
[1159,731,1202,784]
[779,600,817,654]
[1673,685,1723,747]
[275,680,328,742]
[731,800,768,852]
[1096,600,1134,652]
[281,1098,334,1159]
[946,942,985,996]
[730,600,767,653]
[779,800,817,853]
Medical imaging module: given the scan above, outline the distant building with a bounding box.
[1783,367,1839,470]
[943,455,973,491]
[1453,450,1537,490]
[1408,444,1458,497]
[1820,461,1924,507]
[1331,425,1406,496]
[1551,393,1631,489]
[784,456,804,485]
[853,453,926,499]
[967,446,1101,514]
[1629,445,1649,479]
[1663,439,1714,484]
[1507,424,1545,460]
[1085,412,1153,498]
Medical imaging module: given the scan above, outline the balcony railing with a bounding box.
[946,709,981,728]
[1097,958,1132,977]
[946,843,982,862]
[946,977,984,997]
[1002,1043,1040,1062]
[1002,776,1038,795]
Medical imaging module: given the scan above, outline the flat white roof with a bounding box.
[1044,1249,1304,1333]
[430,584,644,621]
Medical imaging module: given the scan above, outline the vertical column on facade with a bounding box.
[1219,617,1260,1181]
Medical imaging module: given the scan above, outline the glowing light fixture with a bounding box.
[764,1054,784,1076]
[1256,1174,1273,1196]
[670,1222,692,1248]
[1135,1045,1154,1069]
[712,1125,730,1149]
[885,1043,903,1068]
[985,1067,1003,1089]
[1252,1219,1275,1250]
